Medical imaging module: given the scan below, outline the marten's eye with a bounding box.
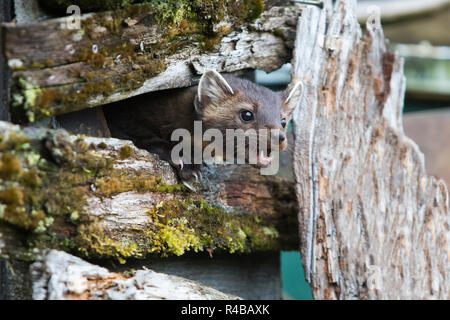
[281,118,287,128]
[240,110,255,123]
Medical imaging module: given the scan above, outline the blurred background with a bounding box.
[255,0,450,300]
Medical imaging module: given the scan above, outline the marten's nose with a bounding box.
[271,131,286,144]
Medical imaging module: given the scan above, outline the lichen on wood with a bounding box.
[0,121,298,264]
[2,1,301,123]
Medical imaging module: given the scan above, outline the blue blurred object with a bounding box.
[281,252,313,300]
[255,64,292,89]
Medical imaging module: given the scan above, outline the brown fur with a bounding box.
[104,71,300,180]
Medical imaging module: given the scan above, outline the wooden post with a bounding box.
[291,0,449,299]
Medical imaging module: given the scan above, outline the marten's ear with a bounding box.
[197,70,235,108]
[282,80,304,116]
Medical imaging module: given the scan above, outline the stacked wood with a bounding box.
[291,0,450,299]
[1,0,302,123]
[0,120,298,263]
[0,0,304,301]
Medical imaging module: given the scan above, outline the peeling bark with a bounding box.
[291,0,450,299]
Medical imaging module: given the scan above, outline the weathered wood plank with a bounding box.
[291,0,450,299]
[2,1,302,123]
[31,250,241,300]
[0,120,298,266]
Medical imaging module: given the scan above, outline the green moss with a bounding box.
[247,0,265,21]
[0,125,279,263]
[228,0,265,22]
[145,199,280,256]
[142,210,202,257]
[74,197,280,263]
[0,130,194,263]
[94,171,188,197]
[20,171,43,188]
[0,154,23,179]
[0,132,30,151]
[76,222,141,264]
[0,188,24,207]
[118,145,134,159]
[31,62,43,69]
[97,142,108,149]
[44,60,55,68]
[13,1,266,123]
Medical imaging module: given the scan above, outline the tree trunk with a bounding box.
[291,0,449,299]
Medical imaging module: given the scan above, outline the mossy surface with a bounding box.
[146,199,280,255]
[0,126,280,264]
[12,1,266,123]
[76,198,280,264]
[39,1,264,25]
[0,128,186,262]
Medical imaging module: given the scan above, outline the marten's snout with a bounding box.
[271,130,286,143]
[270,130,287,151]
[267,130,287,154]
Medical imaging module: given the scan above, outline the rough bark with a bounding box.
[0,120,298,266]
[291,0,450,300]
[30,250,240,300]
[1,1,302,123]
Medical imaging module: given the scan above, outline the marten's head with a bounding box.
[194,70,303,168]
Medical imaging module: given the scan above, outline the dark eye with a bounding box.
[240,110,255,123]
[281,118,287,128]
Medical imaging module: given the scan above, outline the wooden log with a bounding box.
[0,120,298,266]
[30,250,241,300]
[1,1,302,123]
[291,0,450,299]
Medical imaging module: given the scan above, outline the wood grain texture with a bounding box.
[0,120,298,266]
[2,2,302,123]
[291,0,450,299]
[31,250,240,300]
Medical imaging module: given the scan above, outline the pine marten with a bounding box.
[103,70,302,181]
